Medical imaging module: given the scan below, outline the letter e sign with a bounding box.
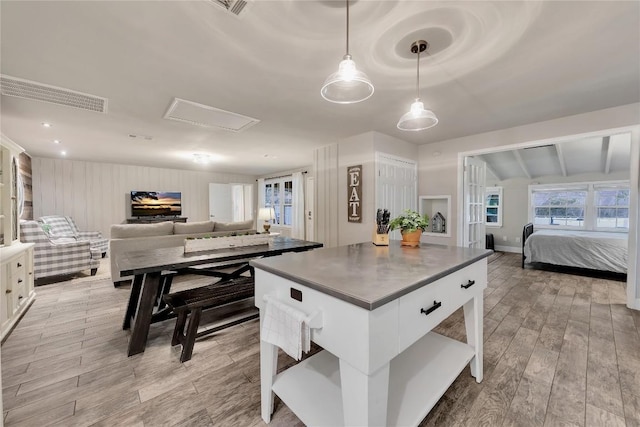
[347,165,362,223]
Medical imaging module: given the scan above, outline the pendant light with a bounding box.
[321,0,374,104]
[397,40,438,131]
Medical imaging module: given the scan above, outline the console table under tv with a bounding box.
[126,217,188,224]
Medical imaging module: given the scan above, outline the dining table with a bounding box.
[116,236,323,356]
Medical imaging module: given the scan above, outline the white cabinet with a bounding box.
[255,257,487,426]
[0,243,35,341]
[1,134,25,247]
[1,134,35,341]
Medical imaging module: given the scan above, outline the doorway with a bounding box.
[458,128,639,309]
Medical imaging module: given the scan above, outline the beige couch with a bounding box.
[109,219,255,285]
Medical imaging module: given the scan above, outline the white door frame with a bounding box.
[305,176,315,241]
[456,125,640,310]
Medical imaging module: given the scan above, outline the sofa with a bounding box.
[20,220,101,280]
[110,219,255,286]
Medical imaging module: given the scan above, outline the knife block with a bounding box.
[372,228,390,246]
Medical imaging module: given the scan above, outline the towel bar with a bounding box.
[263,294,323,329]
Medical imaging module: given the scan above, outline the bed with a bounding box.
[522,223,628,274]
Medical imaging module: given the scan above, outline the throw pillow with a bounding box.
[110,221,174,238]
[173,221,214,234]
[213,219,254,232]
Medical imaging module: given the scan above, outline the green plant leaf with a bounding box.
[388,209,429,233]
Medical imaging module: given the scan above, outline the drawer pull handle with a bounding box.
[17,263,22,268]
[17,279,23,283]
[461,280,476,289]
[420,301,442,316]
[5,289,11,294]
[18,295,23,300]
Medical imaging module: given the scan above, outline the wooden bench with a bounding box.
[163,276,257,362]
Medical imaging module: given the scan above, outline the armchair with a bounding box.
[20,220,100,280]
[39,215,109,257]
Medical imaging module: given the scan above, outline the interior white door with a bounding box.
[305,177,315,241]
[463,156,487,248]
[209,183,233,222]
[376,153,417,240]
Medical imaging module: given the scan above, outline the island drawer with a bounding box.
[397,261,486,352]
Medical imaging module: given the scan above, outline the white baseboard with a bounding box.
[628,298,640,311]
[494,245,522,254]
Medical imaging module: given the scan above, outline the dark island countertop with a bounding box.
[250,242,492,310]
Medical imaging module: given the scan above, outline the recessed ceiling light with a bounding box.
[53,139,61,144]
[192,153,211,164]
[61,151,67,156]
[42,122,52,128]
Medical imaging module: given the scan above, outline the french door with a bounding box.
[463,156,486,248]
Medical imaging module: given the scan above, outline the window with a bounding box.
[529,181,629,231]
[485,187,503,227]
[594,186,630,230]
[531,188,587,227]
[264,177,293,226]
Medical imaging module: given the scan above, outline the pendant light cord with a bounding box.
[416,48,421,100]
[346,0,350,55]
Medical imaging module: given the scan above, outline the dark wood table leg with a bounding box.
[122,274,144,330]
[128,272,162,356]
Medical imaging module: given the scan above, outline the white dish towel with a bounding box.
[261,294,310,361]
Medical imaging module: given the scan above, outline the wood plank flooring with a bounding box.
[2,253,639,426]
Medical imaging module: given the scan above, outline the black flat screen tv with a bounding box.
[131,191,182,217]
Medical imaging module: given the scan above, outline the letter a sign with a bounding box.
[347,165,362,223]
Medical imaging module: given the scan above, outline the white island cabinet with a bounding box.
[251,242,491,426]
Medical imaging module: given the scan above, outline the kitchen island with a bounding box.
[250,242,492,426]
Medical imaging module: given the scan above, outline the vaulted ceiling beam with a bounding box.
[603,136,613,174]
[478,155,502,181]
[513,150,532,179]
[555,144,568,177]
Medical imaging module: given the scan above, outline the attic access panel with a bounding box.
[164,98,260,132]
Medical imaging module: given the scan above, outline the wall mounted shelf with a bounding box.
[419,195,451,237]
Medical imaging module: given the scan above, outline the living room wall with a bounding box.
[314,131,419,247]
[30,158,256,238]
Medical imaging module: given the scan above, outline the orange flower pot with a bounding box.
[401,229,423,247]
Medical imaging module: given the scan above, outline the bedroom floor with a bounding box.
[1,252,639,426]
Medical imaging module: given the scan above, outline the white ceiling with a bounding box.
[1,1,639,176]
[480,133,632,181]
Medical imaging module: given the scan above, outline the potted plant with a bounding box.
[389,209,429,247]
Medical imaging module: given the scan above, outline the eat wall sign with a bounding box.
[347,165,362,223]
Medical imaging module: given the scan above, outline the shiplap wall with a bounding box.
[313,143,339,247]
[31,157,256,239]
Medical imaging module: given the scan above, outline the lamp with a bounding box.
[397,40,438,131]
[257,207,275,233]
[320,0,374,104]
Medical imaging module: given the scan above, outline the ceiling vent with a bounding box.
[0,75,108,113]
[164,98,260,132]
[210,0,251,16]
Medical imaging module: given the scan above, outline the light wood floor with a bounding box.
[1,253,639,426]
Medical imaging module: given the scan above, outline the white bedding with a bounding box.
[523,229,628,273]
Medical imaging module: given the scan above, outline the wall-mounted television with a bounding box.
[131,191,182,217]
